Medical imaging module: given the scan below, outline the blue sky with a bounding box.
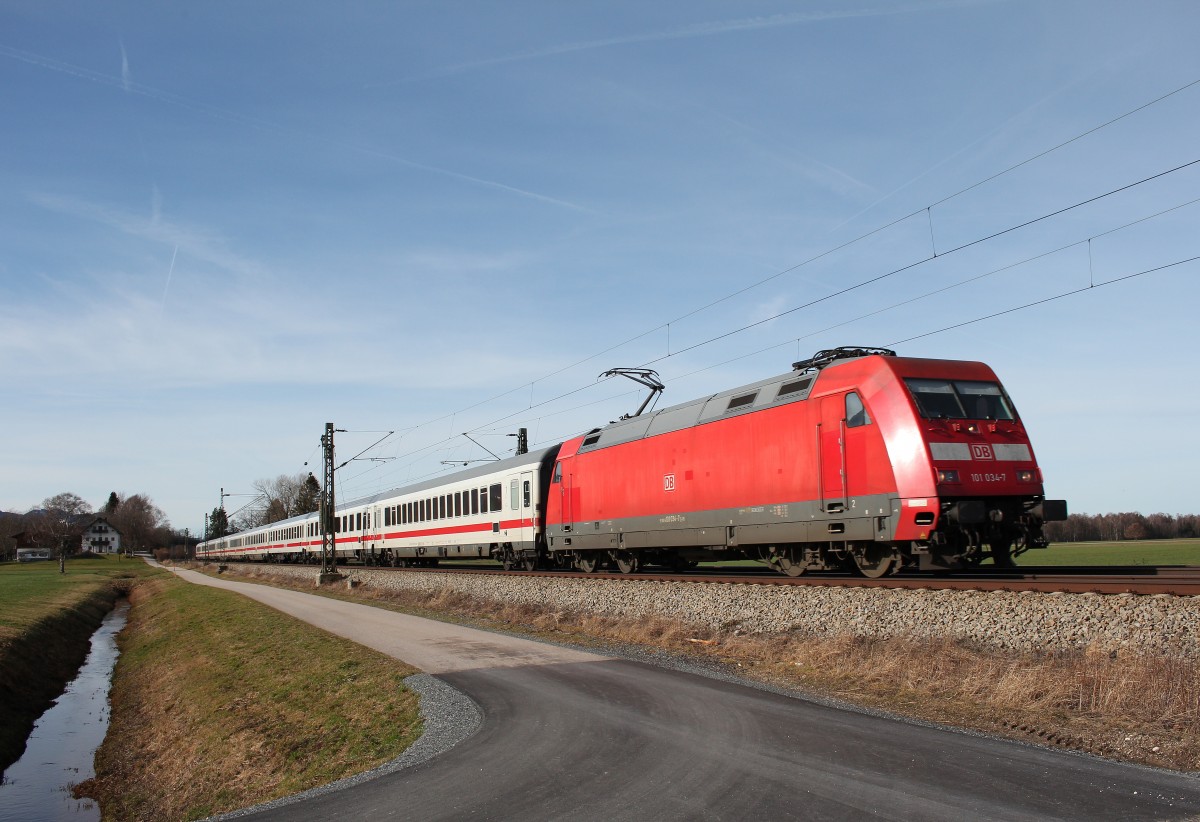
[3,1,1198,534]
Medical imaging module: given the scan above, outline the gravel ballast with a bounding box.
[217,564,1200,658]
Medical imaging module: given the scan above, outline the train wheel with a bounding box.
[575,553,600,573]
[521,556,537,572]
[614,552,640,574]
[853,545,896,578]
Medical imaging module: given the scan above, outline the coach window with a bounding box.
[384,508,391,527]
[846,392,871,428]
[439,495,446,519]
[471,488,480,515]
[523,480,531,508]
[454,493,462,517]
[490,483,502,512]
[510,479,519,510]
[356,512,362,531]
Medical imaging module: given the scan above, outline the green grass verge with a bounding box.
[84,573,423,821]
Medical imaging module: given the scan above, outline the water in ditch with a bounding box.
[0,599,130,822]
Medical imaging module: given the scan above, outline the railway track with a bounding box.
[333,563,1200,597]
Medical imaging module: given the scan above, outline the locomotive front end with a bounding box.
[888,363,1067,569]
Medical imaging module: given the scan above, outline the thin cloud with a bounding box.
[0,45,587,213]
[30,191,264,279]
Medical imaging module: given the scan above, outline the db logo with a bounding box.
[971,444,995,461]
[663,474,676,492]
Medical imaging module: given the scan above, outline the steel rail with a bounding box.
[348,563,1200,597]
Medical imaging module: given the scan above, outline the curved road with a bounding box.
[173,569,1200,821]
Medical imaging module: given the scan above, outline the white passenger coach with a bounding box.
[197,446,561,570]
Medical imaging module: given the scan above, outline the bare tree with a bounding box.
[250,473,314,525]
[27,492,93,556]
[108,493,170,554]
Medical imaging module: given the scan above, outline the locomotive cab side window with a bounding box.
[845,392,871,428]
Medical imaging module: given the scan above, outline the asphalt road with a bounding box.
[172,569,1200,821]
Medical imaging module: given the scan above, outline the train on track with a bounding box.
[197,347,1067,577]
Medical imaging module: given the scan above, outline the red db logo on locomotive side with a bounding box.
[663,474,676,492]
[971,444,995,461]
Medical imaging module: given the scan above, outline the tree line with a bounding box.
[1043,512,1200,542]
[0,491,176,560]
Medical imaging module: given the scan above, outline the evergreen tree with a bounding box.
[297,473,321,514]
[209,507,230,538]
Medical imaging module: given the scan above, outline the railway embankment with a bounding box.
[226,564,1200,658]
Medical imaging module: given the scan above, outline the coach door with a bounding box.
[520,470,534,526]
[818,395,847,512]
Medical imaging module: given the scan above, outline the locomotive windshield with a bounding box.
[904,378,1015,421]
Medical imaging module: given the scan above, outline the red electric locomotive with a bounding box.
[543,347,1066,577]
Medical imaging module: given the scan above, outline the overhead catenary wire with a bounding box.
[340,76,1200,477]
[889,256,1200,346]
[335,87,1200,499]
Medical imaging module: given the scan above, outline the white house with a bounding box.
[80,517,122,554]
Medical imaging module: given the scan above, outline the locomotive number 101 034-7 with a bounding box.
[971,472,1008,483]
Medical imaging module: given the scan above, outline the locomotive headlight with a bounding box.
[1017,469,1037,483]
[937,469,960,484]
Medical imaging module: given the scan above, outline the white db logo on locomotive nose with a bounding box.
[971,444,995,460]
[664,474,676,491]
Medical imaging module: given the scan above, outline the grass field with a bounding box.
[1020,539,1200,566]
[0,554,160,638]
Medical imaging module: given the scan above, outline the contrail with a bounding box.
[119,39,130,91]
[385,0,997,84]
[160,244,178,316]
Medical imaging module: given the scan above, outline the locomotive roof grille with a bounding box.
[792,346,896,372]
